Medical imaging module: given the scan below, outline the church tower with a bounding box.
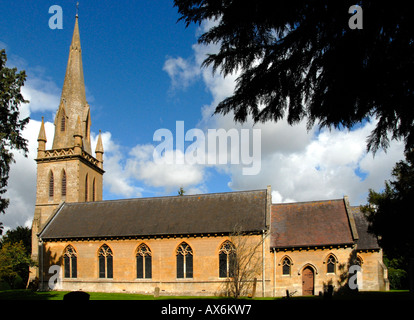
[29,15,104,284]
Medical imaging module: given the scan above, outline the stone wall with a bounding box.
[40,234,271,297]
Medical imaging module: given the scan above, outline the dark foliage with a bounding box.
[361,150,414,288]
[0,49,29,214]
[174,0,414,153]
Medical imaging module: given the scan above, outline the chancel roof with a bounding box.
[270,199,356,249]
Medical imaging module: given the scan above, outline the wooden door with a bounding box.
[302,266,314,295]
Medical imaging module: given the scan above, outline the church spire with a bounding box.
[52,14,92,154]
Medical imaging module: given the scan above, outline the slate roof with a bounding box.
[40,189,269,240]
[349,206,380,250]
[270,199,355,249]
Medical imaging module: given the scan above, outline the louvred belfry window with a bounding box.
[85,174,88,202]
[92,178,96,202]
[61,170,67,197]
[49,172,54,198]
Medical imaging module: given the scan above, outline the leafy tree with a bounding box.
[0,226,32,287]
[0,49,29,214]
[0,241,35,289]
[174,0,414,153]
[0,226,31,252]
[361,150,414,288]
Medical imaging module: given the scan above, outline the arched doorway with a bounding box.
[302,266,314,295]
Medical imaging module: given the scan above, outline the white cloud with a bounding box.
[162,22,406,206]
[126,145,205,192]
[21,77,61,115]
[1,119,54,230]
[90,131,144,198]
[163,56,201,90]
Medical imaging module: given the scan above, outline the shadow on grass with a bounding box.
[0,289,69,300]
[0,289,411,300]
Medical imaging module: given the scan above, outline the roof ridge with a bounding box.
[272,198,343,206]
[65,188,267,206]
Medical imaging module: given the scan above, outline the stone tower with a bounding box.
[29,15,104,285]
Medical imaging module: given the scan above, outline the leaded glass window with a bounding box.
[219,241,236,278]
[282,257,291,275]
[176,242,193,279]
[98,244,113,278]
[136,244,152,279]
[327,255,336,274]
[63,245,77,278]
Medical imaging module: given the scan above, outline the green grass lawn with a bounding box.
[0,289,411,300]
[0,290,156,300]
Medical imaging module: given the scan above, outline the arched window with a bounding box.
[85,174,88,202]
[282,256,292,275]
[219,241,236,278]
[176,242,193,279]
[63,245,77,278]
[92,178,96,202]
[61,170,67,197]
[61,114,66,132]
[326,254,337,274]
[98,244,113,278]
[49,171,54,198]
[136,244,152,279]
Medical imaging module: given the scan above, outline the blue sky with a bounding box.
[0,0,405,230]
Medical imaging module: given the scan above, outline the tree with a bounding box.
[0,241,35,289]
[0,49,29,214]
[220,227,266,298]
[0,226,32,287]
[0,226,31,252]
[174,1,414,153]
[361,149,414,288]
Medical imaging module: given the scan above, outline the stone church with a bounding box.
[29,15,388,297]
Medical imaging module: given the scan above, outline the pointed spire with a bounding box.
[37,117,47,159]
[95,130,104,169]
[70,15,81,51]
[95,130,104,154]
[37,117,47,142]
[52,14,92,154]
[61,15,85,104]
